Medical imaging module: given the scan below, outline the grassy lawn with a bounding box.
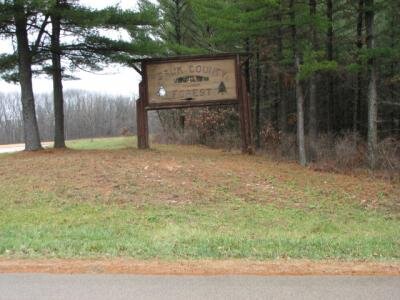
[0,137,399,260]
[66,136,136,150]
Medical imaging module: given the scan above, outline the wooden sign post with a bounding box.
[136,54,253,154]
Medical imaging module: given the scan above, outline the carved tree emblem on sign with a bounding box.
[218,81,227,94]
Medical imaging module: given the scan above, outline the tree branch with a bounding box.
[31,15,50,55]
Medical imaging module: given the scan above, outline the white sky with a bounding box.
[0,0,146,97]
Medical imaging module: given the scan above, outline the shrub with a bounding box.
[334,132,365,169]
[377,137,400,171]
[152,107,240,150]
[152,108,399,176]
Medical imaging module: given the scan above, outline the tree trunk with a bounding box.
[51,1,66,148]
[296,57,307,166]
[308,0,318,141]
[326,0,334,132]
[254,48,261,148]
[244,38,251,90]
[389,12,396,135]
[365,0,378,169]
[173,0,184,130]
[354,0,364,136]
[14,7,42,151]
[290,0,307,166]
[276,1,287,133]
[174,0,182,46]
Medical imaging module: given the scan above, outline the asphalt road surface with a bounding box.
[0,275,399,300]
[0,144,24,154]
[0,142,53,154]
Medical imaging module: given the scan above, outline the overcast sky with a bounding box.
[0,0,145,97]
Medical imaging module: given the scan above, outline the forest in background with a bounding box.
[156,0,400,173]
[0,0,399,172]
[0,91,136,144]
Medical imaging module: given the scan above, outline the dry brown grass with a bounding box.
[0,143,398,212]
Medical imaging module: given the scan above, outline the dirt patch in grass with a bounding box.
[0,143,398,212]
[0,259,399,276]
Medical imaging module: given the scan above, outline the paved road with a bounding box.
[0,142,53,154]
[0,275,399,300]
[0,144,24,154]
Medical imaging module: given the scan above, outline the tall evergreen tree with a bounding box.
[44,0,159,148]
[158,0,203,54]
[308,0,318,142]
[49,0,65,148]
[0,0,48,150]
[365,0,378,169]
[2,0,160,149]
[290,0,306,166]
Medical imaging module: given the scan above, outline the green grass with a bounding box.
[66,136,136,150]
[0,197,398,260]
[0,137,399,261]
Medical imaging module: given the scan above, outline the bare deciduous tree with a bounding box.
[0,91,137,144]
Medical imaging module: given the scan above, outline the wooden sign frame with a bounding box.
[136,53,253,154]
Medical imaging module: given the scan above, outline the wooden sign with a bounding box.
[143,55,239,109]
[137,54,253,154]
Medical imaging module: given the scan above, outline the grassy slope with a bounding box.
[0,137,399,260]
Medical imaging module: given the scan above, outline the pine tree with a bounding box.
[290,0,306,166]
[2,0,160,149]
[0,0,48,151]
[49,0,65,148]
[365,0,378,169]
[44,1,159,148]
[158,0,204,54]
[308,0,318,142]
